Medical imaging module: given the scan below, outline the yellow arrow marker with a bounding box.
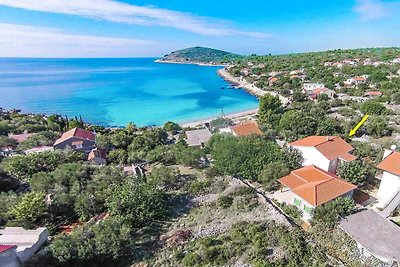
[349,114,369,137]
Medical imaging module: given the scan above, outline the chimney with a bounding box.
[326,136,335,141]
[383,145,396,160]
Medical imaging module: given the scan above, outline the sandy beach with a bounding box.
[180,68,290,128]
[180,108,259,128]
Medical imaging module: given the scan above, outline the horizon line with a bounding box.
[0,45,399,59]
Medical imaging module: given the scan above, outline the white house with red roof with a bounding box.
[289,136,356,174]
[376,146,400,216]
[219,121,263,137]
[278,165,357,220]
[302,83,325,93]
[344,75,369,87]
[53,127,96,153]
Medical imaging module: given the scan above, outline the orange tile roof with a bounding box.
[339,153,357,162]
[377,151,400,176]
[289,136,354,160]
[354,76,366,81]
[279,165,356,206]
[364,91,382,97]
[54,128,95,146]
[231,121,262,137]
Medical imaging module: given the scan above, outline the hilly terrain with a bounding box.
[157,46,241,65]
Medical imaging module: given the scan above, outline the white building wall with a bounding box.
[303,83,325,91]
[292,195,315,221]
[218,127,233,135]
[291,146,332,172]
[377,171,400,205]
[291,190,354,221]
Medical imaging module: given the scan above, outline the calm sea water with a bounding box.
[0,58,258,126]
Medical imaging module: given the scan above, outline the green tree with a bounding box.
[8,192,48,226]
[163,121,182,132]
[292,91,307,102]
[110,132,132,149]
[106,180,167,227]
[360,100,386,115]
[73,166,125,220]
[281,147,304,171]
[0,136,18,148]
[175,145,205,167]
[1,149,84,181]
[365,116,388,137]
[0,121,12,136]
[316,117,343,135]
[208,134,283,180]
[337,160,369,185]
[107,149,128,165]
[278,110,318,140]
[147,166,180,190]
[312,197,355,228]
[258,161,289,190]
[258,94,283,126]
[146,145,177,164]
[50,216,135,263]
[0,192,21,225]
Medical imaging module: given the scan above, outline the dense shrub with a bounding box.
[217,196,234,208]
[312,197,355,227]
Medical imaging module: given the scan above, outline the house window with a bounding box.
[72,141,84,149]
[75,143,83,149]
[303,205,313,213]
[294,198,301,206]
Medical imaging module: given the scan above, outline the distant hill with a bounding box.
[157,47,241,65]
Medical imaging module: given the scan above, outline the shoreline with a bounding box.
[217,68,267,98]
[154,59,229,67]
[217,68,291,105]
[180,108,259,128]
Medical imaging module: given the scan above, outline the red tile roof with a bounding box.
[231,121,263,137]
[289,136,355,161]
[0,244,16,253]
[364,91,382,97]
[354,76,366,81]
[279,165,356,206]
[377,151,400,176]
[54,128,95,146]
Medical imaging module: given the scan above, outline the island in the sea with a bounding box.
[155,46,241,66]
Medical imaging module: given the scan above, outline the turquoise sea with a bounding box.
[0,58,258,127]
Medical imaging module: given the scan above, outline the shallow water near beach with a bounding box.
[0,58,258,126]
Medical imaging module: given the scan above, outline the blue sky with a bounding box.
[0,0,399,57]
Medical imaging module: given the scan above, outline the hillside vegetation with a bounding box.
[158,46,241,64]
